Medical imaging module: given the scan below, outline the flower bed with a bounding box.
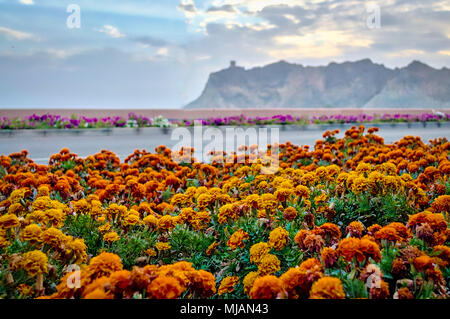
[0,126,449,299]
[1,112,449,130]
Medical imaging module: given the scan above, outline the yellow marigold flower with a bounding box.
[157,215,174,231]
[227,229,249,251]
[98,223,112,233]
[20,224,42,244]
[206,241,219,256]
[142,215,158,228]
[155,242,171,251]
[257,254,281,276]
[72,198,90,214]
[41,227,67,248]
[309,277,345,299]
[17,284,34,297]
[9,188,27,204]
[314,193,328,206]
[243,271,259,295]
[8,203,25,216]
[191,211,211,230]
[356,162,372,174]
[249,275,285,299]
[21,250,48,277]
[351,177,368,194]
[250,242,271,264]
[122,209,141,227]
[268,227,289,251]
[258,193,278,210]
[65,237,87,263]
[0,213,20,229]
[37,185,50,197]
[218,276,240,295]
[103,231,120,243]
[197,193,213,209]
[145,248,157,257]
[85,252,123,280]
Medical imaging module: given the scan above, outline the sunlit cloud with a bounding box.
[97,25,126,39]
[0,26,36,40]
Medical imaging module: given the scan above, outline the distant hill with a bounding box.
[184,59,450,109]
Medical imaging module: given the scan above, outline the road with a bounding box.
[0,123,448,164]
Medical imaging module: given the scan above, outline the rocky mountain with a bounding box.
[185,59,450,108]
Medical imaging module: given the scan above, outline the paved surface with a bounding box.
[0,108,447,120]
[1,123,448,164]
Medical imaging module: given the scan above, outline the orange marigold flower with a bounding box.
[321,247,338,269]
[147,276,184,299]
[249,275,285,299]
[188,269,216,297]
[85,252,123,281]
[227,229,249,251]
[283,207,298,221]
[346,221,365,238]
[309,277,345,299]
[413,255,435,272]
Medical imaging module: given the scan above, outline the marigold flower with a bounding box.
[227,229,249,251]
[218,276,240,295]
[321,247,338,269]
[250,242,271,264]
[188,269,216,297]
[85,252,123,281]
[283,206,297,221]
[249,275,285,299]
[0,213,20,229]
[309,277,345,299]
[346,221,365,238]
[147,276,184,299]
[103,231,120,243]
[268,227,289,251]
[257,254,281,276]
[20,224,42,244]
[412,255,435,272]
[243,271,259,295]
[21,250,48,277]
[155,242,171,251]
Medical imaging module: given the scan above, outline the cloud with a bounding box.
[0,48,191,108]
[206,5,237,13]
[18,0,34,5]
[97,25,125,38]
[0,26,36,40]
[131,36,168,47]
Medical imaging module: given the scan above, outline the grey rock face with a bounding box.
[185,60,450,109]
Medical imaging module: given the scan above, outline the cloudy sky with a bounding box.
[0,0,449,108]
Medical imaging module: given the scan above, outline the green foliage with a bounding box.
[333,192,414,226]
[63,215,102,256]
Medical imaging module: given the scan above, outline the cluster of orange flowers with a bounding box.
[0,125,448,299]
